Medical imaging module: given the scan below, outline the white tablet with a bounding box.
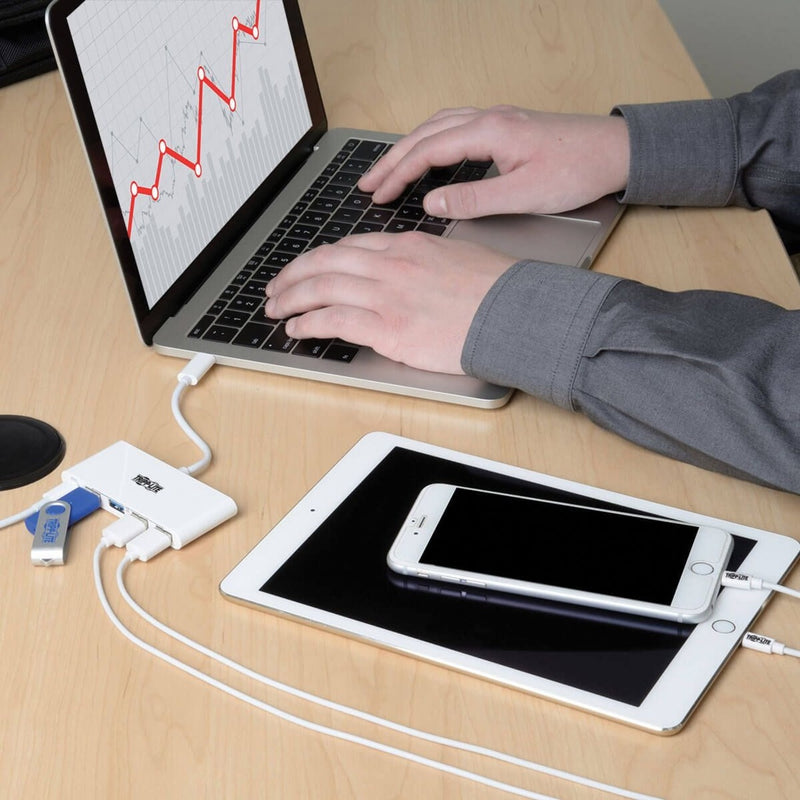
[220,432,799,734]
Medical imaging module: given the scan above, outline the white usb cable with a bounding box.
[721,571,800,660]
[172,353,216,476]
[92,538,663,800]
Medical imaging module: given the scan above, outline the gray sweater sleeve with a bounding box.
[462,72,800,494]
[616,69,800,249]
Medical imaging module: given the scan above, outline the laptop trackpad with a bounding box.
[448,213,600,266]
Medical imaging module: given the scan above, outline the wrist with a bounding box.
[601,114,630,196]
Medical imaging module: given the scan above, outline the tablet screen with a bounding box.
[260,447,754,706]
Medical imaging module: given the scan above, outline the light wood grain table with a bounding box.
[1,2,798,797]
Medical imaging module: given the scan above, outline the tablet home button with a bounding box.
[712,620,736,634]
[691,561,714,575]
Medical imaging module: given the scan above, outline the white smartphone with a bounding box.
[387,484,733,623]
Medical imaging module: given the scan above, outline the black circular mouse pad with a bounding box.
[0,416,66,490]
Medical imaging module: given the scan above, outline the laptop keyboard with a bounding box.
[188,137,491,362]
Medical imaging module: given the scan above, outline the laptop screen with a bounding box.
[65,0,312,310]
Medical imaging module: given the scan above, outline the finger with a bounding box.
[359,110,483,199]
[266,269,383,322]
[359,107,481,191]
[366,120,501,205]
[423,170,540,219]
[265,238,383,297]
[284,304,385,348]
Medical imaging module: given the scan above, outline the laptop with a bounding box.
[46,0,624,408]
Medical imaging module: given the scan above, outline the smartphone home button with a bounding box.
[712,619,736,634]
[691,561,714,575]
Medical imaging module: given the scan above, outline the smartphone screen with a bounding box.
[420,488,699,605]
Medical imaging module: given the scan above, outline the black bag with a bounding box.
[0,0,55,88]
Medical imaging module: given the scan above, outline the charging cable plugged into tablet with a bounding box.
[722,570,800,660]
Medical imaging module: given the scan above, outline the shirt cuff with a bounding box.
[461,261,622,409]
[613,98,738,208]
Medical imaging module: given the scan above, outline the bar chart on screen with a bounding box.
[68,0,311,307]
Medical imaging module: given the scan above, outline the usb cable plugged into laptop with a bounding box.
[172,353,216,476]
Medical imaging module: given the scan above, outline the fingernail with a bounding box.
[426,191,447,216]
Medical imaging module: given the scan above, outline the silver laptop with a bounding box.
[46,0,624,408]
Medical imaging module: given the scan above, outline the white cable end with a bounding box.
[742,632,786,655]
[722,571,765,591]
[126,528,172,562]
[102,515,148,548]
[178,353,216,385]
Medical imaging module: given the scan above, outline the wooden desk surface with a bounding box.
[1,2,799,798]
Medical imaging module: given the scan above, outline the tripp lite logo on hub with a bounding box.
[132,474,165,494]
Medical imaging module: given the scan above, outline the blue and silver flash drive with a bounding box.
[25,487,101,533]
[31,500,73,566]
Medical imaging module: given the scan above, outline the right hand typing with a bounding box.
[359,105,630,219]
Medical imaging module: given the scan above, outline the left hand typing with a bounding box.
[264,231,516,374]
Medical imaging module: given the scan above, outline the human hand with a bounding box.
[360,105,629,218]
[264,232,516,374]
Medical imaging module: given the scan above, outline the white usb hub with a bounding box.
[62,441,237,548]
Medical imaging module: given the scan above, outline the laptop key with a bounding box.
[323,343,359,363]
[352,140,387,161]
[275,237,307,254]
[263,324,297,353]
[288,223,320,240]
[332,207,362,224]
[422,211,450,224]
[240,279,268,297]
[328,171,360,187]
[395,205,424,222]
[320,184,350,201]
[218,309,251,327]
[202,325,237,343]
[233,322,274,348]
[266,252,297,267]
[362,208,393,225]
[253,265,283,281]
[385,219,417,233]
[311,234,342,247]
[299,210,330,226]
[417,222,448,236]
[293,338,332,357]
[310,197,340,213]
[352,221,384,234]
[341,193,371,211]
[188,315,215,338]
[321,221,353,237]
[341,158,372,174]
[228,295,263,313]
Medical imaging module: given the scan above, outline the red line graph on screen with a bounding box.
[126,0,262,238]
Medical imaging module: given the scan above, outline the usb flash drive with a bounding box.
[31,500,73,566]
[25,486,101,533]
